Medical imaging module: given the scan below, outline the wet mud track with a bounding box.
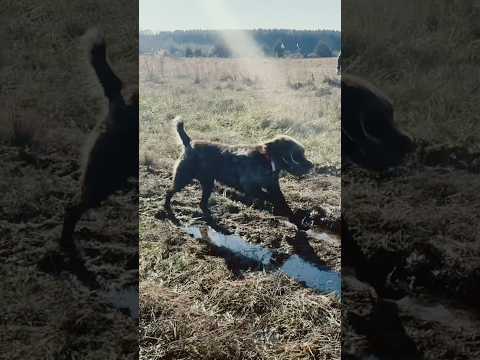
[184,224,341,295]
[342,146,480,360]
[141,164,341,271]
[1,145,139,357]
[141,164,341,292]
[140,160,342,359]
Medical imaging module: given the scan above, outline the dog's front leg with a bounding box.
[267,182,297,220]
[267,182,309,230]
[60,198,88,253]
[199,178,214,218]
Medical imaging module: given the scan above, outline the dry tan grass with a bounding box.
[140,56,336,90]
[140,56,340,169]
[140,274,340,360]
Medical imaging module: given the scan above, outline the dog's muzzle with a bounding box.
[282,157,314,177]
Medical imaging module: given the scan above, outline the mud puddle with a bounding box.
[101,286,139,319]
[396,296,477,331]
[185,225,340,295]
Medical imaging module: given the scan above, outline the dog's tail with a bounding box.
[85,27,122,101]
[174,116,192,149]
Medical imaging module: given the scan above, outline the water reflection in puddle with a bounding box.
[185,226,340,296]
[396,297,475,330]
[101,286,139,319]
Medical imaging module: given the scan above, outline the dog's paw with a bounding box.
[155,209,168,220]
[38,249,100,288]
[291,209,313,231]
[37,249,69,275]
[202,212,215,224]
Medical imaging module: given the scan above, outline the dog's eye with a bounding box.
[289,151,305,165]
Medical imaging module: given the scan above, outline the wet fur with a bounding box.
[165,120,314,229]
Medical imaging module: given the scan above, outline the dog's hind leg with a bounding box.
[266,183,294,217]
[60,196,88,253]
[164,188,175,213]
[199,177,214,217]
[58,197,100,288]
[164,160,193,214]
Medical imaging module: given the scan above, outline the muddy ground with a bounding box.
[140,165,341,359]
[1,146,139,359]
[139,57,342,359]
[342,141,480,360]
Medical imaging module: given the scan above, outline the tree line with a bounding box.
[140,29,340,58]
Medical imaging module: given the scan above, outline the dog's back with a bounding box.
[173,118,235,166]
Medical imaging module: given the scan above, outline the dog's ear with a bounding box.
[265,136,302,159]
[265,136,313,175]
[264,136,286,160]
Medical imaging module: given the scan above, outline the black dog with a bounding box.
[342,74,415,170]
[60,28,139,253]
[164,119,314,230]
[341,75,421,358]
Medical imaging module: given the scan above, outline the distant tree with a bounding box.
[185,47,193,57]
[314,41,332,57]
[139,30,341,58]
[212,43,231,58]
[194,48,203,57]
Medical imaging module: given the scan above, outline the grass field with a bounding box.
[139,56,341,359]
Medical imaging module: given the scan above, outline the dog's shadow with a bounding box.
[284,230,331,270]
[37,244,101,289]
[160,209,264,278]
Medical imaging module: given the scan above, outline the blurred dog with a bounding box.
[337,51,342,75]
[164,119,314,230]
[341,74,415,170]
[60,28,139,252]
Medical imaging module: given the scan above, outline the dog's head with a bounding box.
[265,135,314,177]
[342,75,415,170]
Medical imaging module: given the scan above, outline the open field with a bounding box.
[139,56,341,359]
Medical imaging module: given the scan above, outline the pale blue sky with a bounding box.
[140,0,340,31]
